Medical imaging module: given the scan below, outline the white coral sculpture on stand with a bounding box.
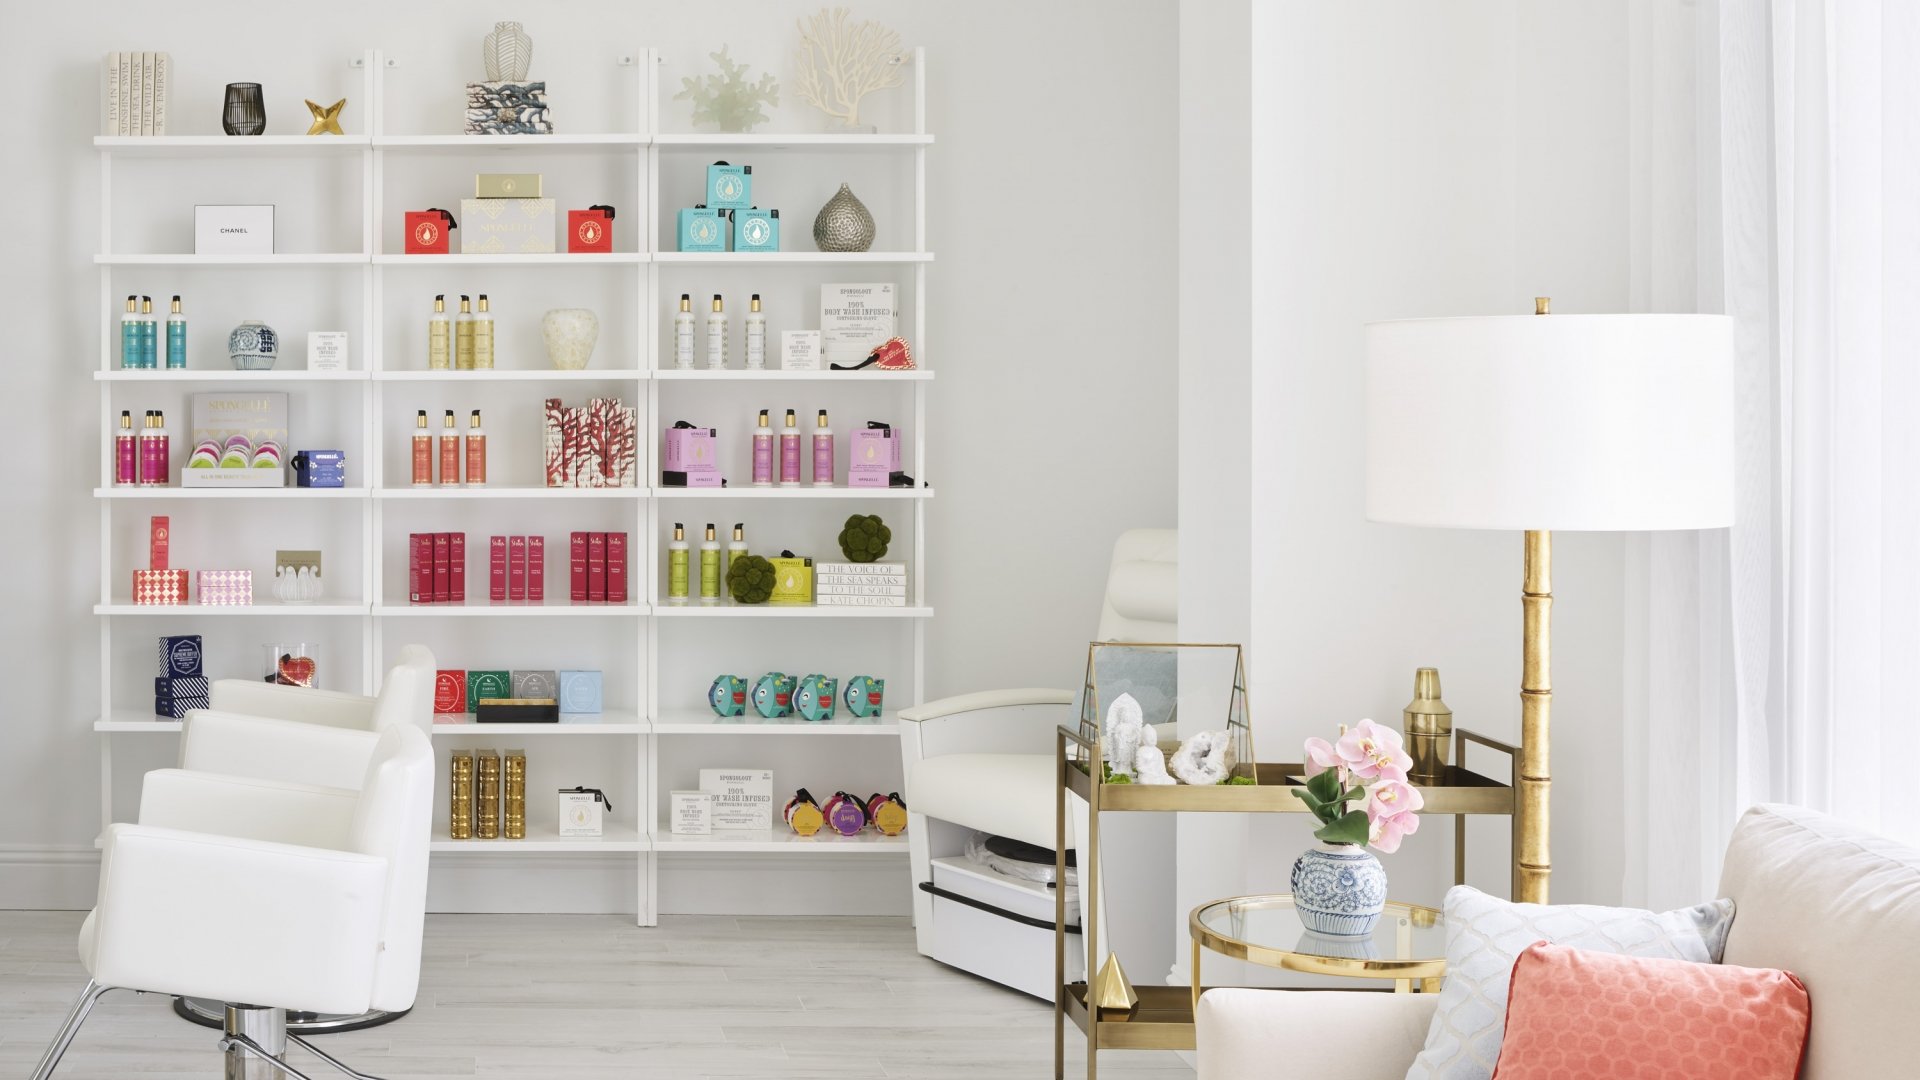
[794,7,906,129]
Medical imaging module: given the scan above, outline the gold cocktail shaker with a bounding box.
[1404,667,1453,783]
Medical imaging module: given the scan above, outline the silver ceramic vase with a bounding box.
[813,183,876,252]
[484,21,533,82]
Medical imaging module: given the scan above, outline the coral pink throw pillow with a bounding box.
[1491,941,1809,1080]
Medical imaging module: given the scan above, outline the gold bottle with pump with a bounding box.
[473,294,495,369]
[428,294,451,370]
[455,294,475,370]
[1403,667,1454,782]
[439,410,461,486]
[411,410,433,486]
[465,409,487,486]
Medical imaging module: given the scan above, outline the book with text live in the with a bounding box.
[101,52,170,135]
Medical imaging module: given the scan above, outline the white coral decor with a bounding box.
[794,7,906,129]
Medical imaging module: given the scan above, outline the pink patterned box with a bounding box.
[197,569,253,606]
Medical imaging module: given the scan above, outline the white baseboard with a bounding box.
[0,845,101,909]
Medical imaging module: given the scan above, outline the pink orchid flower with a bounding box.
[1303,736,1343,779]
[1369,809,1421,854]
[1335,718,1413,780]
[1368,778,1425,821]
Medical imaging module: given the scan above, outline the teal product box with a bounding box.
[705,162,752,210]
[558,670,602,714]
[731,208,780,253]
[677,207,728,252]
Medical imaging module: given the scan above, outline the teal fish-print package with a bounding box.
[794,674,838,721]
[677,207,728,252]
[705,162,752,210]
[730,207,780,252]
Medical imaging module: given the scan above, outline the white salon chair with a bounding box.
[32,722,435,1080]
[899,529,1176,998]
[170,644,436,1034]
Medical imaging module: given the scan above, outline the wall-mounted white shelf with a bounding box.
[655,486,931,500]
[653,369,932,382]
[92,43,932,926]
[652,709,901,735]
[93,135,372,152]
[372,487,650,500]
[371,601,649,618]
[653,831,909,854]
[94,602,369,616]
[94,253,367,266]
[431,821,647,852]
[93,487,367,499]
[374,369,650,382]
[654,251,933,265]
[95,369,371,382]
[653,133,933,149]
[652,605,933,619]
[371,252,649,266]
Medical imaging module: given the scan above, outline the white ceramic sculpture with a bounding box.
[1102,692,1147,779]
[1134,745,1176,785]
[1169,729,1238,786]
[541,308,599,370]
[484,21,533,82]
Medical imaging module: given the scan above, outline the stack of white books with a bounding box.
[814,562,907,608]
[101,52,172,136]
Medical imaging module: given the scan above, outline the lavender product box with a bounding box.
[661,424,722,487]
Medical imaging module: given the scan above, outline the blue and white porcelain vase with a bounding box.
[228,319,278,370]
[1290,842,1387,936]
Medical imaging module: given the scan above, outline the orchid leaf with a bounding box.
[1312,809,1371,846]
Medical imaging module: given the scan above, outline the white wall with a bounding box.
[1,0,1177,908]
[1175,0,1634,959]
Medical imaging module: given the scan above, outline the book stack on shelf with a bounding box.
[815,561,906,608]
[101,52,171,136]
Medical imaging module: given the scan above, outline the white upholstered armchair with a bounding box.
[32,722,435,1080]
[898,529,1176,997]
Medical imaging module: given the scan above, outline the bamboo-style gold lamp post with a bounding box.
[1364,301,1735,902]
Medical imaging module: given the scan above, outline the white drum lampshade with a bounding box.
[1365,313,1736,532]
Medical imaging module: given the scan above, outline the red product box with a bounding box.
[508,535,528,602]
[433,532,451,603]
[403,208,455,254]
[528,536,546,602]
[132,568,189,605]
[449,532,466,602]
[570,531,588,602]
[587,532,607,603]
[433,669,467,714]
[567,206,615,253]
[489,535,508,602]
[149,516,169,570]
[607,532,628,604]
[409,533,431,604]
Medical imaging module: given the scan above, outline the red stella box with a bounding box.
[450,533,466,602]
[528,535,546,601]
[587,532,607,603]
[433,669,467,714]
[570,531,588,602]
[567,206,615,253]
[490,535,508,602]
[403,209,456,254]
[409,533,430,603]
[508,535,528,602]
[432,533,451,603]
[133,569,189,605]
[607,531,627,604]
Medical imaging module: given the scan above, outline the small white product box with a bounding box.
[671,790,713,835]
[307,331,349,371]
[557,788,604,837]
[698,768,774,831]
[781,330,822,371]
[194,204,274,255]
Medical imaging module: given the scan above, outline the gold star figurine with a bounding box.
[304,98,346,135]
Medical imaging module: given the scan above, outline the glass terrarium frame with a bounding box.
[1074,641,1256,784]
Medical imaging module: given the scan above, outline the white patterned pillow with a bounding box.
[1405,885,1735,1080]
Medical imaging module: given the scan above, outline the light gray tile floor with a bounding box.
[0,911,1195,1079]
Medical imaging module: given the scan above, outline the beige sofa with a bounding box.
[1197,804,1920,1079]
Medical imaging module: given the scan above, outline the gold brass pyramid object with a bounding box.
[1092,953,1138,1011]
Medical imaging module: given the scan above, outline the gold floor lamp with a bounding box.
[1363,300,1735,902]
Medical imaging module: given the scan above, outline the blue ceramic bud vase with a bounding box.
[1290,842,1388,936]
[228,319,278,370]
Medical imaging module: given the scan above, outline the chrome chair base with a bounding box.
[176,995,409,1034]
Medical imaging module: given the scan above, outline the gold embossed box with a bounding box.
[459,197,555,254]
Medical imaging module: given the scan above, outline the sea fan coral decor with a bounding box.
[675,47,780,133]
[794,7,906,129]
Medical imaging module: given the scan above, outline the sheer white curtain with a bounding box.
[1624,0,1920,910]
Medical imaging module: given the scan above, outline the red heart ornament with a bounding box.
[277,655,316,687]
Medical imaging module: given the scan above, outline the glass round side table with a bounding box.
[1188,893,1447,1010]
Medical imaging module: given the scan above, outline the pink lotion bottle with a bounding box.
[752,409,774,487]
[114,410,137,486]
[812,409,834,486]
[779,409,801,487]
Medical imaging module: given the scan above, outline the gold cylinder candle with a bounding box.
[448,749,475,840]
[503,749,527,839]
[1403,667,1454,783]
[475,748,501,840]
